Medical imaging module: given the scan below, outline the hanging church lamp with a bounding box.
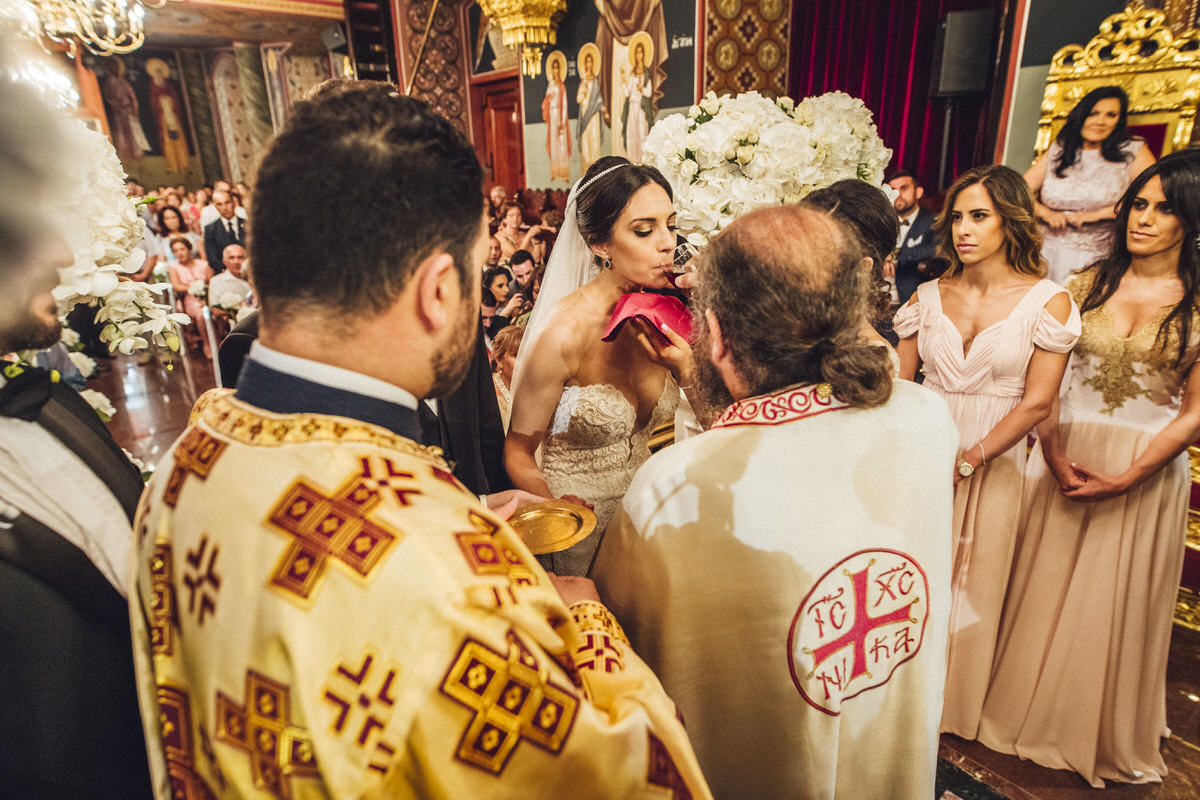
[475,0,567,77]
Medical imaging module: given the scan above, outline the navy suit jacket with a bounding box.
[895,208,940,305]
[203,216,246,274]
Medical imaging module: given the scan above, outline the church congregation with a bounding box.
[4,1,1200,799]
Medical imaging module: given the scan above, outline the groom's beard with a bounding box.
[429,297,478,399]
[691,317,735,415]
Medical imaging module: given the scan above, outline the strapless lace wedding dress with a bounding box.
[539,378,678,575]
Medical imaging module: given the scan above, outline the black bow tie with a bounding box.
[0,364,55,421]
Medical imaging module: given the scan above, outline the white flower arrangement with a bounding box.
[79,388,116,421]
[50,119,190,356]
[67,350,96,379]
[213,292,244,312]
[643,90,893,244]
[187,279,207,298]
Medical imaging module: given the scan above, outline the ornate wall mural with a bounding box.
[704,0,789,97]
[399,0,470,135]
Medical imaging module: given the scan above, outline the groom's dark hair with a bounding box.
[250,80,483,324]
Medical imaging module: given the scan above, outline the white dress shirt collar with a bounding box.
[247,342,418,410]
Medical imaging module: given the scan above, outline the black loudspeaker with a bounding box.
[932,10,995,97]
[322,23,348,53]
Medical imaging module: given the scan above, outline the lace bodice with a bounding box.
[540,378,678,532]
[1040,140,1141,255]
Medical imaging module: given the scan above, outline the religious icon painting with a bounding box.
[615,31,655,164]
[576,42,605,174]
[542,50,571,183]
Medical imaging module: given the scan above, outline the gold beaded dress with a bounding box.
[978,272,1200,786]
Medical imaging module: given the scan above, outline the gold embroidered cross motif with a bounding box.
[574,632,624,674]
[215,670,318,800]
[266,460,406,603]
[156,683,218,800]
[440,635,578,774]
[163,428,227,508]
[149,544,177,655]
[322,650,401,776]
[455,511,538,588]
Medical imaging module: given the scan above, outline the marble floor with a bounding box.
[94,349,1200,799]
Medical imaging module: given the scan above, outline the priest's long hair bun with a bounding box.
[695,205,892,409]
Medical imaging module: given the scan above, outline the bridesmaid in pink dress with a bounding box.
[894,165,1080,739]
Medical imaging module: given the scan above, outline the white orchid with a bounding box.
[67,350,96,379]
[79,389,116,421]
[643,90,892,244]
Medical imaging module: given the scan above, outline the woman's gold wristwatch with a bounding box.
[957,456,975,478]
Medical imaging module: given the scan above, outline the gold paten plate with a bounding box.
[508,500,596,554]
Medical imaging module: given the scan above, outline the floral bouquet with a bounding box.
[213,292,245,313]
[642,90,893,244]
[187,280,207,299]
[51,120,190,356]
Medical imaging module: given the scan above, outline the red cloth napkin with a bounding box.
[601,293,693,345]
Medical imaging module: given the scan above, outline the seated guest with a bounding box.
[485,235,502,268]
[0,72,152,798]
[488,184,508,233]
[482,265,522,338]
[208,243,252,307]
[593,205,957,799]
[133,81,710,798]
[156,204,204,263]
[166,236,214,355]
[491,323,523,429]
[509,248,536,297]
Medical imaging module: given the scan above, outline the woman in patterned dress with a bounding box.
[979,149,1200,787]
[1025,86,1155,284]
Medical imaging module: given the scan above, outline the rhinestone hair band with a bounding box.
[578,162,629,195]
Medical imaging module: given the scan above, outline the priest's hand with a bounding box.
[486,489,547,520]
[548,574,602,605]
[559,494,595,511]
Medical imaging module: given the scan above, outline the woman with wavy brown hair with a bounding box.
[894,164,1081,739]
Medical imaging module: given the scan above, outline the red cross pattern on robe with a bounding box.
[647,731,692,800]
[439,634,578,775]
[266,456,410,602]
[214,669,319,800]
[163,428,227,508]
[322,650,401,776]
[574,632,624,674]
[788,549,930,716]
[454,510,538,589]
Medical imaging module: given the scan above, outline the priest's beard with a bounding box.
[691,318,734,414]
[429,297,478,398]
[1,291,61,353]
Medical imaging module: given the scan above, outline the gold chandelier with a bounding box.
[27,0,175,56]
[477,0,567,77]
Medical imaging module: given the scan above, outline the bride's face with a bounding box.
[597,183,676,289]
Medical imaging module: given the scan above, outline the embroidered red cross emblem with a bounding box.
[266,464,404,602]
[322,650,400,776]
[163,428,226,508]
[215,670,318,800]
[575,632,623,673]
[647,731,692,800]
[355,456,422,506]
[157,684,217,800]
[807,565,917,685]
[439,635,578,775]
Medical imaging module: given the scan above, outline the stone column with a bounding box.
[233,42,274,167]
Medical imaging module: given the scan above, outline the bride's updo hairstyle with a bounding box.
[694,205,892,408]
[575,155,674,267]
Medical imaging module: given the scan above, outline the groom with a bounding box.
[593,205,958,799]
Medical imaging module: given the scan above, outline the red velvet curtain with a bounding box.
[787,0,1007,194]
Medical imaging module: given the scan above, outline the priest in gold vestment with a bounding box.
[593,207,957,799]
[130,82,710,800]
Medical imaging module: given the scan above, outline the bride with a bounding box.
[506,156,694,576]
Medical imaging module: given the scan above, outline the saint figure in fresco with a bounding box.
[576,42,604,174]
[145,57,190,174]
[101,57,150,164]
[621,33,654,164]
[542,50,571,182]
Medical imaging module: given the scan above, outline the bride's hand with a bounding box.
[632,318,693,384]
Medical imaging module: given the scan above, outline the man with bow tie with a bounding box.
[0,75,153,797]
[202,188,245,274]
[887,170,942,305]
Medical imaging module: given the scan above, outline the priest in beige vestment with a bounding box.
[593,206,957,799]
[130,82,711,800]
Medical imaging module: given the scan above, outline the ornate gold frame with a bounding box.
[1035,1,1200,158]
